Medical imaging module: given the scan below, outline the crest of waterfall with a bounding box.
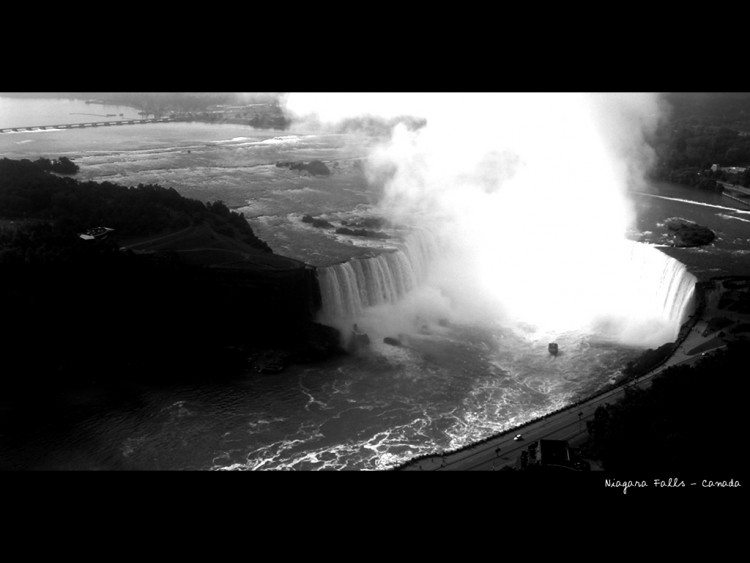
[620,240,697,339]
[316,228,439,329]
[316,231,697,347]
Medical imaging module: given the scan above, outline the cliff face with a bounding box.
[1,243,340,390]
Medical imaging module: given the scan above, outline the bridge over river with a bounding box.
[0,117,181,134]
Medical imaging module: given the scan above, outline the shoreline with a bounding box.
[394,275,750,471]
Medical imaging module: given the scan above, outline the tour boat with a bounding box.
[79,227,114,240]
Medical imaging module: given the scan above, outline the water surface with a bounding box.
[0,98,738,470]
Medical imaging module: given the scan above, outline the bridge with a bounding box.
[0,117,181,134]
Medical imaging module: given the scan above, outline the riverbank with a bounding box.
[395,275,750,471]
[0,157,345,392]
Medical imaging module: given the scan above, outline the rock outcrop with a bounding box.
[665,217,715,247]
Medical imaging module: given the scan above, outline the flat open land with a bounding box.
[121,223,306,271]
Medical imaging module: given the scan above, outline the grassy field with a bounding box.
[122,222,306,271]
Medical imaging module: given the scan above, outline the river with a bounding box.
[1,95,747,470]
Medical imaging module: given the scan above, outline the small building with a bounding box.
[537,440,572,468]
[516,439,590,472]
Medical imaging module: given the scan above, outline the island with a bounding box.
[637,217,716,247]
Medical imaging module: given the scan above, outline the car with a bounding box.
[514,434,524,441]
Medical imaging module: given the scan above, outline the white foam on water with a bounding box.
[636,191,750,215]
[719,213,750,224]
[260,135,303,145]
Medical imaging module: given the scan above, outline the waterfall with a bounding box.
[316,232,697,346]
[621,240,697,338]
[316,229,438,329]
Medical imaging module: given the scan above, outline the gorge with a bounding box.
[1,93,734,471]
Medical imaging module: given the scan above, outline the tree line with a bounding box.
[651,125,750,191]
[0,157,335,392]
[0,157,271,265]
[650,93,750,190]
[585,342,746,476]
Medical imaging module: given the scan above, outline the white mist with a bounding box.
[286,93,693,347]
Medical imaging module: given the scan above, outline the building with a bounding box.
[712,164,747,174]
[537,440,573,468]
[516,439,590,472]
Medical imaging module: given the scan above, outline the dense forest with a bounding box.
[650,93,750,190]
[584,343,746,477]
[0,156,272,264]
[0,158,339,392]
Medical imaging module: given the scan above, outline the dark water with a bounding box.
[632,181,750,279]
[1,99,744,470]
[0,324,637,471]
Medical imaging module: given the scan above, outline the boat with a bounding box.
[548,342,559,356]
[255,362,284,374]
[79,226,114,240]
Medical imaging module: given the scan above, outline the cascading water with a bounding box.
[316,229,697,347]
[618,240,697,341]
[315,228,439,334]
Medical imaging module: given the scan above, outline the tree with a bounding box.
[586,344,748,474]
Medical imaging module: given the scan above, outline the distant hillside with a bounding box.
[663,92,750,130]
[0,92,282,114]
